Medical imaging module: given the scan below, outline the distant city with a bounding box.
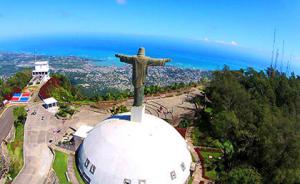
[0,52,208,95]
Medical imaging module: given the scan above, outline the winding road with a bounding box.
[0,107,14,144]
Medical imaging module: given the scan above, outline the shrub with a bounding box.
[110,105,129,115]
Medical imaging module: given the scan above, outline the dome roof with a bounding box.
[77,113,192,184]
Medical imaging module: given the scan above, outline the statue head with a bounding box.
[137,47,145,57]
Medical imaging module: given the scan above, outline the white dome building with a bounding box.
[76,112,192,184]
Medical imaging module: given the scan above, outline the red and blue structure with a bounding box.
[10,92,31,103]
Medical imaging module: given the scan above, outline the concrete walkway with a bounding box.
[13,103,57,184]
[67,155,80,184]
[186,127,211,184]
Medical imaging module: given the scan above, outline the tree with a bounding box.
[0,70,32,101]
[197,66,300,183]
[212,111,239,140]
[218,167,262,184]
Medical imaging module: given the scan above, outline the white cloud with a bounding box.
[215,40,239,46]
[230,41,238,46]
[116,0,126,5]
[198,37,238,46]
[203,37,209,42]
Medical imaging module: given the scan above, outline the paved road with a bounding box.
[13,104,57,184]
[0,107,14,143]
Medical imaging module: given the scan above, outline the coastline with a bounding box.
[0,52,209,96]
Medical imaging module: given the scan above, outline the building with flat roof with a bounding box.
[32,61,50,83]
[43,97,58,109]
[73,125,94,150]
[74,125,94,139]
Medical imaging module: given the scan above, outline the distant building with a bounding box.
[2,100,8,106]
[43,97,58,109]
[32,61,50,83]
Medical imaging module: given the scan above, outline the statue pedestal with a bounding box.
[131,105,145,123]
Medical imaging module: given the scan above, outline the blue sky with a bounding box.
[0,0,299,65]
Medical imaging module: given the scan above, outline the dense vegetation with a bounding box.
[194,67,300,183]
[7,106,27,180]
[56,104,76,118]
[201,150,223,179]
[39,73,85,102]
[0,69,31,102]
[144,82,198,95]
[90,81,199,102]
[40,73,199,103]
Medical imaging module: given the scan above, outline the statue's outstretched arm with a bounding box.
[115,54,135,64]
[148,58,171,66]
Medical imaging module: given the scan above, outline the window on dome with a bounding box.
[181,162,186,171]
[170,171,176,180]
[90,164,96,174]
[84,158,90,168]
[139,179,146,184]
[82,171,91,183]
[123,179,131,184]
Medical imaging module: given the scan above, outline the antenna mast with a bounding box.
[274,49,279,70]
[286,55,292,75]
[270,29,276,68]
[280,40,285,73]
[34,49,37,62]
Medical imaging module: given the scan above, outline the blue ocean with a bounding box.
[0,34,280,72]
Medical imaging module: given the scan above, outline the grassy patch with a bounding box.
[192,127,201,146]
[188,176,193,184]
[206,170,217,180]
[7,123,24,179]
[191,152,196,162]
[201,150,223,180]
[73,158,85,184]
[52,151,71,184]
[201,151,222,159]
